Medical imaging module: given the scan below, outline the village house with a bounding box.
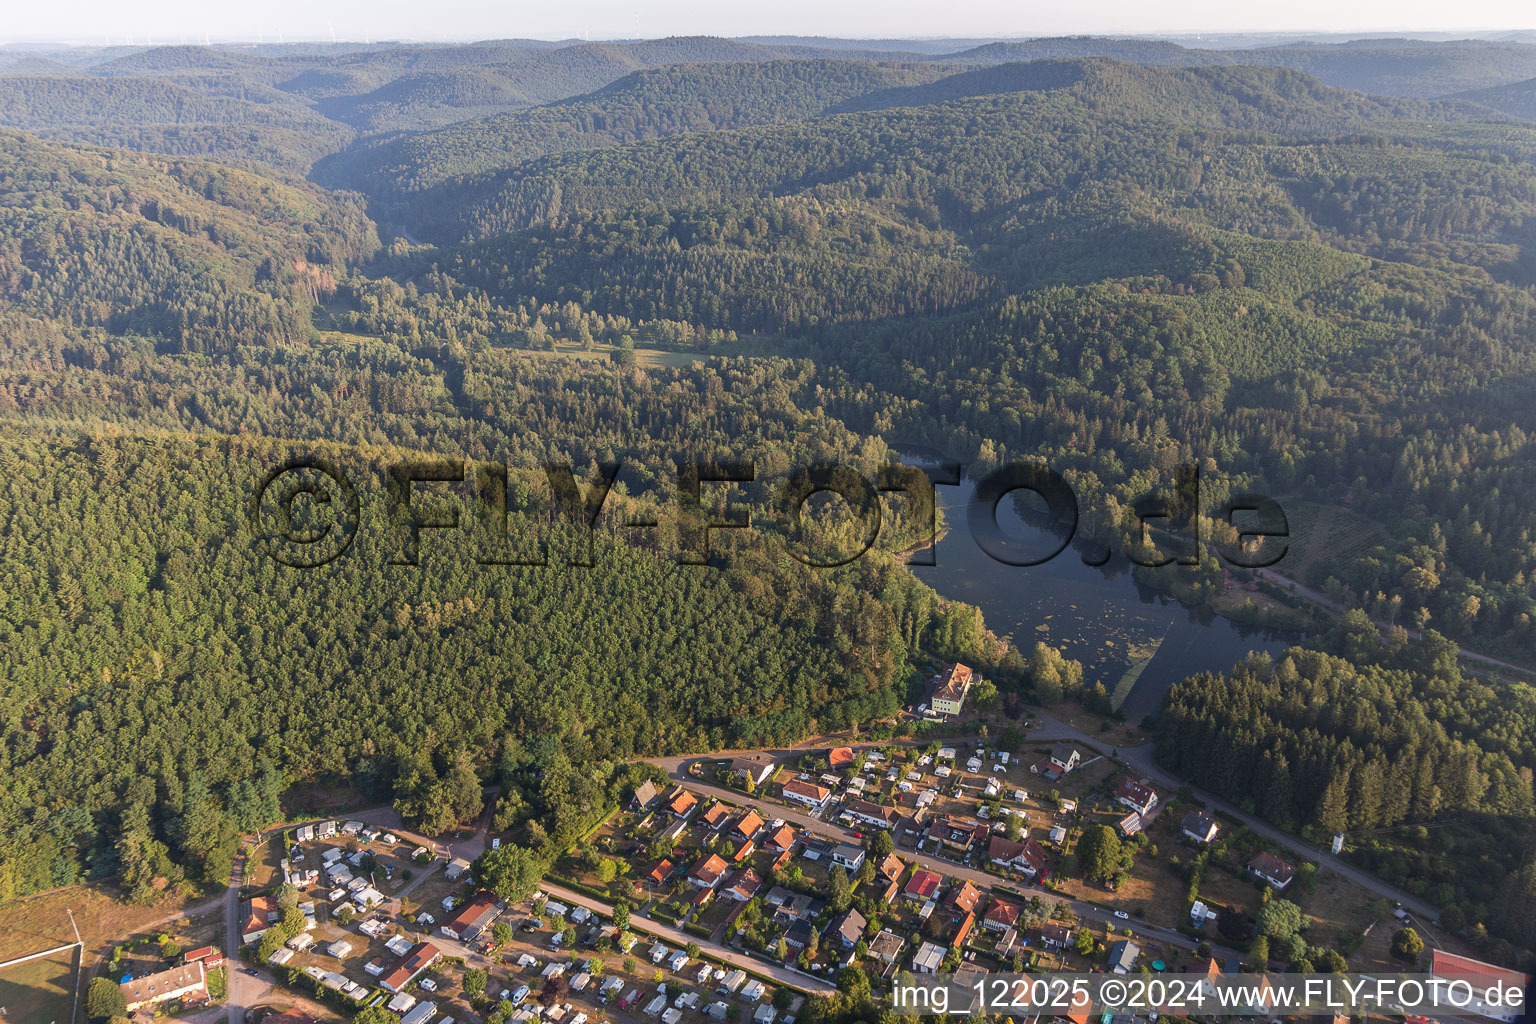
[1108,940,1140,974]
[783,920,815,953]
[947,880,981,915]
[830,842,865,873]
[988,835,1047,878]
[1039,923,1071,949]
[1113,777,1159,817]
[781,780,832,812]
[382,942,443,994]
[982,900,1021,933]
[699,802,730,831]
[1032,745,1081,780]
[686,853,730,889]
[1247,852,1296,889]
[828,747,855,769]
[121,962,207,1012]
[730,810,765,843]
[1181,810,1220,844]
[763,824,798,852]
[950,911,976,948]
[646,859,675,887]
[845,798,899,830]
[904,869,941,903]
[930,663,975,716]
[893,812,927,848]
[725,869,763,902]
[926,815,988,855]
[239,895,278,945]
[632,780,662,812]
[764,886,821,924]
[830,908,867,949]
[668,789,700,818]
[181,945,223,969]
[440,890,499,942]
[912,941,946,974]
[869,929,905,966]
[731,754,776,789]
[875,852,905,885]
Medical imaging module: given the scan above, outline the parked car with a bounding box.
[1113,910,1129,920]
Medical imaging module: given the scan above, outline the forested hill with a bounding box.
[946,37,1536,97]
[312,59,951,198]
[825,58,1491,122]
[304,37,913,133]
[3,35,1536,179]
[408,59,1511,244]
[377,56,1536,687]
[1155,643,1536,961]
[1457,76,1536,121]
[0,130,378,352]
[0,76,354,171]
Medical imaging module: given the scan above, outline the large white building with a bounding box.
[120,962,207,1012]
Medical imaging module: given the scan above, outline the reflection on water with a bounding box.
[897,457,1295,720]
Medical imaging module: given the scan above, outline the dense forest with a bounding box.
[1154,629,1536,959]
[2,34,1536,971]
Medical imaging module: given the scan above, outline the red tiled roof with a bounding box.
[933,663,973,703]
[983,900,1021,928]
[445,890,498,935]
[905,869,941,899]
[688,853,729,885]
[727,869,763,900]
[765,824,797,850]
[829,747,854,767]
[948,880,980,913]
[1430,950,1531,990]
[382,942,441,993]
[988,836,1046,873]
[1114,777,1157,808]
[952,910,975,947]
[1247,851,1295,883]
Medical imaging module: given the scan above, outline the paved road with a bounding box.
[226,840,255,1024]
[1020,710,1443,926]
[218,811,458,1024]
[537,882,837,994]
[1255,567,1531,677]
[646,757,1244,966]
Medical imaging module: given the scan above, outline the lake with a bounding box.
[898,461,1295,719]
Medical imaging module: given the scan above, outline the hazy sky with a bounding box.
[3,0,1534,45]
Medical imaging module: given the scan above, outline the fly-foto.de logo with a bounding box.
[250,456,1289,571]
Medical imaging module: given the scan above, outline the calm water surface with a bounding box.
[900,466,1295,720]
